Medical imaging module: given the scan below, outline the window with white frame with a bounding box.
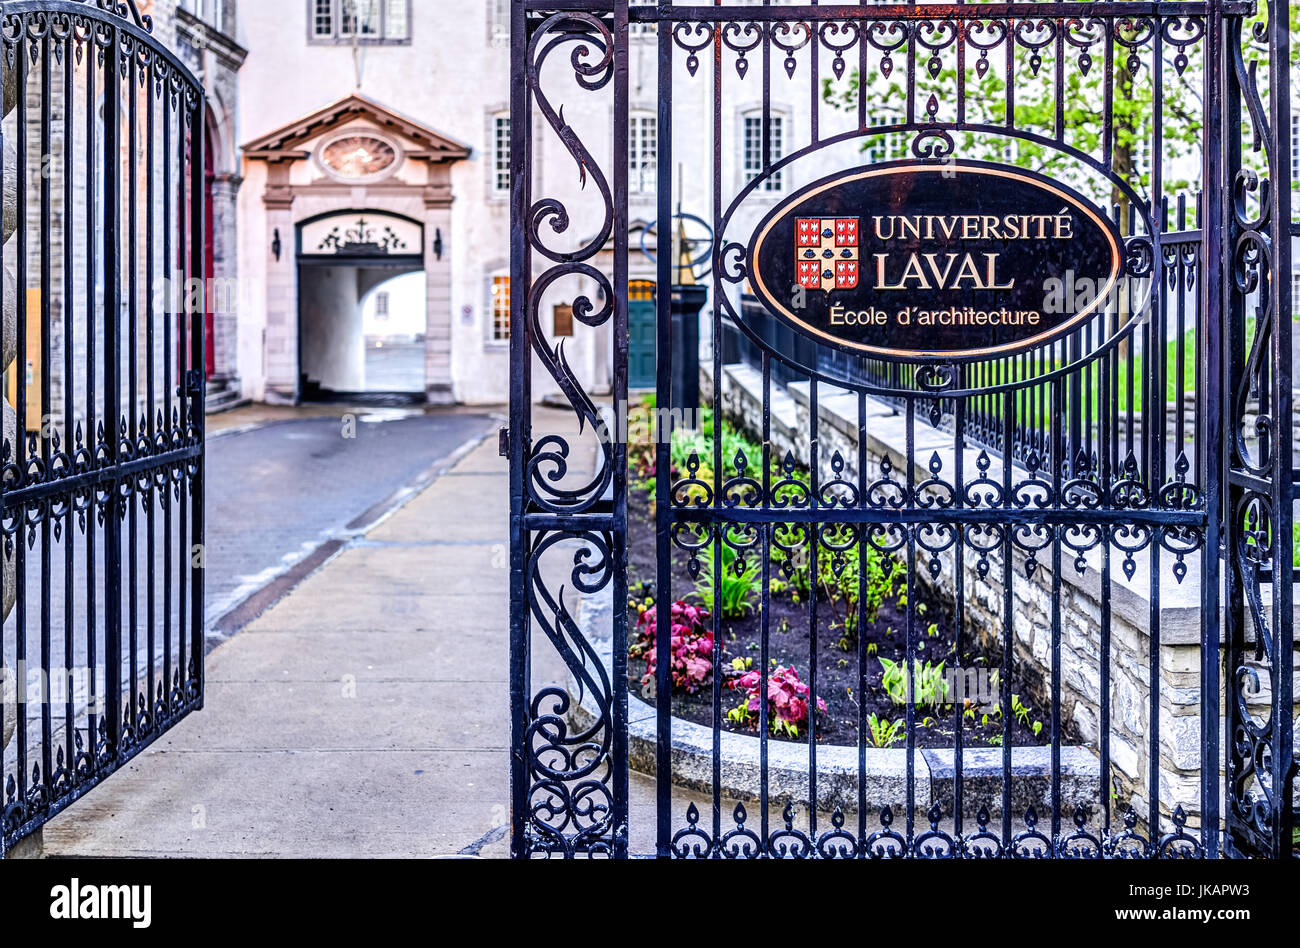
[1292,269,1300,314]
[181,0,226,32]
[375,292,390,320]
[492,115,511,196]
[489,0,510,46]
[310,0,410,44]
[866,111,905,162]
[743,113,784,192]
[490,273,512,341]
[1292,113,1299,182]
[312,0,333,37]
[630,114,657,194]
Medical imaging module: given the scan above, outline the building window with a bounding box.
[630,114,657,194]
[1292,114,1299,182]
[181,0,225,32]
[867,111,906,162]
[385,0,409,40]
[743,113,784,192]
[488,0,509,46]
[492,115,511,196]
[1292,269,1300,314]
[310,0,411,44]
[375,292,390,320]
[491,273,512,341]
[313,0,333,37]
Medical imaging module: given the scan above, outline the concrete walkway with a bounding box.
[42,414,520,858]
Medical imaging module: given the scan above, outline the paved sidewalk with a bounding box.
[42,412,530,858]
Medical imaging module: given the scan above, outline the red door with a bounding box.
[204,120,216,378]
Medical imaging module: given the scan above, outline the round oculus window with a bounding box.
[320,135,398,179]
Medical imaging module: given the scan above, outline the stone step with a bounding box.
[204,384,248,415]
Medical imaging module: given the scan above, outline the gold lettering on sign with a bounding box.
[873,253,1015,291]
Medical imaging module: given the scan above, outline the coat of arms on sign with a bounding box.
[796,218,859,292]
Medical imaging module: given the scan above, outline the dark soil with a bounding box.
[626,486,1075,749]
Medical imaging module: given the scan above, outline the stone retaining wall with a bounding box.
[570,585,1100,821]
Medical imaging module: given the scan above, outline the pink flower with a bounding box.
[726,664,825,738]
[629,600,716,694]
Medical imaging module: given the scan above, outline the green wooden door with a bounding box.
[628,281,657,390]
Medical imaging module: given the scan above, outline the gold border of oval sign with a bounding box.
[746,161,1124,361]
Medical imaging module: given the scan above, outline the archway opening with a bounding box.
[298,262,427,403]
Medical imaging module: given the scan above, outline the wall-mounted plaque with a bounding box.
[746,161,1124,361]
[553,303,574,337]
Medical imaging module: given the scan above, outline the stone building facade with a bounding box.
[163,0,247,408]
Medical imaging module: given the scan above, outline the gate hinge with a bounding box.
[185,369,205,399]
[499,427,510,458]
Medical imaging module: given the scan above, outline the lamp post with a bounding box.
[642,211,712,417]
[669,218,707,416]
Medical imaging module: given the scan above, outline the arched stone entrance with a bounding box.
[296,210,427,400]
[242,94,469,404]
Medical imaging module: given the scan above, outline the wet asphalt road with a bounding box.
[204,408,496,634]
[5,408,497,671]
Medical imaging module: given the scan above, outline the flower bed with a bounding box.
[626,399,1072,749]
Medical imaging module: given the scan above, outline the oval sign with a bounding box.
[746,161,1124,361]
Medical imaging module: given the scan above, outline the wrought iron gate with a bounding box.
[508,0,1295,858]
[1,0,205,854]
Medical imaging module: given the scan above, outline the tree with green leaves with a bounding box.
[822,20,1206,214]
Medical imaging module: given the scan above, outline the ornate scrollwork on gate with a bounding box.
[1,0,205,855]
[507,0,1293,860]
[511,10,628,858]
[1222,2,1297,859]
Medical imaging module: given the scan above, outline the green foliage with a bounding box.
[866,713,905,748]
[771,526,903,647]
[1012,694,1046,737]
[879,658,951,709]
[822,21,1204,200]
[691,542,761,620]
[671,406,764,481]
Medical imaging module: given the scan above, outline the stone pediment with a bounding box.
[243,93,471,164]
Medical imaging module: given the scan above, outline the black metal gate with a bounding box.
[508,0,1295,858]
[1,0,205,854]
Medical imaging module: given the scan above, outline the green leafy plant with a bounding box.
[690,542,760,620]
[866,713,905,748]
[772,527,903,647]
[1011,693,1046,737]
[879,658,950,709]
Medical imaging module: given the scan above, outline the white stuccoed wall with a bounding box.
[232,5,917,405]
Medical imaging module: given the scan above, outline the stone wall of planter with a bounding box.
[704,361,1299,830]
[570,585,1100,821]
